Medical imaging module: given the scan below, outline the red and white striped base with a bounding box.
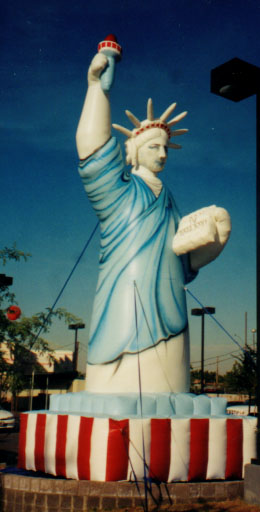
[18,413,257,482]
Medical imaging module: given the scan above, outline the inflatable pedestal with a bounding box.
[17,392,257,482]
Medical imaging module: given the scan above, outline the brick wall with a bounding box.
[0,472,243,511]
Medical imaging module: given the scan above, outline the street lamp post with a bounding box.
[191,307,215,393]
[211,58,260,500]
[68,323,85,372]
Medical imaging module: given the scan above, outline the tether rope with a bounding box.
[132,280,256,486]
[133,280,191,478]
[134,281,177,401]
[184,286,246,354]
[134,281,148,512]
[32,222,99,345]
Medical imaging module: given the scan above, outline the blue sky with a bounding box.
[1,0,259,374]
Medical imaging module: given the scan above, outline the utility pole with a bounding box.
[252,329,257,350]
[245,311,248,348]
[29,369,35,411]
[216,356,219,389]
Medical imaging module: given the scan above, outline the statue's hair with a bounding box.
[112,98,188,167]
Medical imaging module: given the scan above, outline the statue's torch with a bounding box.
[98,34,122,92]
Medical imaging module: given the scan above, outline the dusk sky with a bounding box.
[1,0,259,374]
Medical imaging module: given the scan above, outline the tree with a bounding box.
[223,347,257,410]
[0,244,81,410]
[190,369,223,392]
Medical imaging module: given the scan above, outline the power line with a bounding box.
[191,355,239,371]
[50,342,75,351]
[191,348,240,365]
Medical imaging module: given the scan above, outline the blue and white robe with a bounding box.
[79,137,196,366]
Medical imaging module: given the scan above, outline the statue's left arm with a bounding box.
[172,205,231,271]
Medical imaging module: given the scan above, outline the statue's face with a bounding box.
[137,135,168,174]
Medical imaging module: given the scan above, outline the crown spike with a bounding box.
[147,98,154,121]
[167,111,188,127]
[171,128,189,137]
[112,123,132,137]
[125,110,141,127]
[160,102,177,122]
[168,142,182,149]
[113,100,188,148]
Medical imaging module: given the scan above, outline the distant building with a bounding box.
[0,343,85,411]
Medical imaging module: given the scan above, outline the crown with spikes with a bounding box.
[112,98,188,149]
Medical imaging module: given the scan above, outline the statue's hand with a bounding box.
[172,205,231,271]
[88,53,108,85]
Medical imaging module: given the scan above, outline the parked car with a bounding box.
[227,400,257,416]
[0,407,15,429]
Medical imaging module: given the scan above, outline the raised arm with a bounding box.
[76,53,111,160]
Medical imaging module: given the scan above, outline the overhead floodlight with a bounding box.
[211,57,260,102]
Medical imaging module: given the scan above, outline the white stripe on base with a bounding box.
[65,415,81,479]
[206,418,227,480]
[90,418,109,481]
[44,414,58,475]
[168,419,190,482]
[242,417,257,476]
[127,419,151,481]
[25,413,37,471]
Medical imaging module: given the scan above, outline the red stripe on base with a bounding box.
[188,419,209,481]
[34,414,47,472]
[106,419,129,481]
[225,418,243,479]
[77,417,94,480]
[17,413,28,469]
[55,415,68,477]
[149,419,171,481]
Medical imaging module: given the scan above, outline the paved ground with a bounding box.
[144,501,260,511]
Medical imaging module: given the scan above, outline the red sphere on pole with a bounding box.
[7,305,21,321]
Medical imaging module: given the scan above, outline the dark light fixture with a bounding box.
[211,57,260,102]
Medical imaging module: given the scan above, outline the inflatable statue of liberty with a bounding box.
[18,38,258,484]
[76,36,231,394]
